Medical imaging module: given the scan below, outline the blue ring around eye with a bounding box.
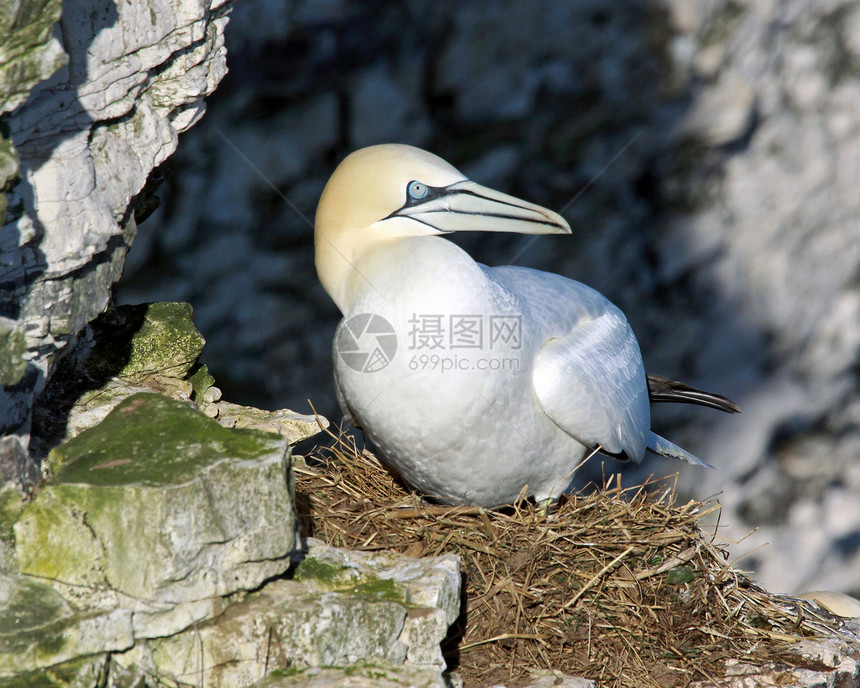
[407,180,429,200]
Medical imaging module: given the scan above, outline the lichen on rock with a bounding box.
[0,574,133,679]
[246,661,447,688]
[122,538,461,685]
[0,322,27,387]
[74,302,205,382]
[15,393,296,640]
[0,0,231,485]
[44,392,275,484]
[31,301,327,454]
[0,0,66,114]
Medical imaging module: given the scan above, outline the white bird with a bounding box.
[315,144,738,506]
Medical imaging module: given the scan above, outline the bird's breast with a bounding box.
[337,238,535,416]
[332,237,564,502]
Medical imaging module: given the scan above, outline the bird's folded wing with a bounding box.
[532,310,650,461]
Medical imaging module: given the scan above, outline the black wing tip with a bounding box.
[646,374,742,414]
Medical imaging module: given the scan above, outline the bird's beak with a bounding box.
[390,180,571,235]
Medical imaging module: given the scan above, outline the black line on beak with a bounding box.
[385,184,566,233]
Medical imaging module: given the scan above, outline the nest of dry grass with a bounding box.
[296,424,842,687]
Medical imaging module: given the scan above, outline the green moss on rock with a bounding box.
[15,393,295,603]
[0,573,131,680]
[12,487,106,587]
[2,656,106,688]
[292,557,349,587]
[293,556,406,604]
[0,485,25,546]
[46,393,274,486]
[351,577,404,603]
[119,302,204,378]
[81,302,205,382]
[0,575,70,638]
[0,577,129,678]
[0,0,66,113]
[188,363,215,399]
[3,660,94,688]
[0,322,27,386]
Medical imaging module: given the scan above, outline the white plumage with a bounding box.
[314,144,736,506]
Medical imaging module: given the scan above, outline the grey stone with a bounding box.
[139,579,409,686]
[693,642,860,688]
[678,72,756,146]
[247,661,446,688]
[0,574,133,678]
[14,393,295,639]
[299,538,461,628]
[215,401,328,445]
[1,0,230,482]
[118,538,460,685]
[399,607,450,671]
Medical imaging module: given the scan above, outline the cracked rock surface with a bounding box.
[0,0,230,486]
[1,364,456,687]
[129,538,460,685]
[14,393,296,639]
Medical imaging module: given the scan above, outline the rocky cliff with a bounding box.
[0,0,230,484]
[117,0,860,597]
[2,0,860,686]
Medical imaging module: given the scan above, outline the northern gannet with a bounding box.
[315,144,738,506]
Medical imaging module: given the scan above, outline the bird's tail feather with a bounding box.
[647,374,741,414]
[647,432,714,469]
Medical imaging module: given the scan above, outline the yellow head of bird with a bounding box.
[314,143,570,312]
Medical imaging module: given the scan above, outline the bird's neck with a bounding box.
[315,227,359,314]
[317,233,477,315]
[315,230,407,315]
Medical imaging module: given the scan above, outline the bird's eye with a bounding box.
[407,180,429,200]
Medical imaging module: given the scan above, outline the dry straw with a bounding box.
[296,423,843,687]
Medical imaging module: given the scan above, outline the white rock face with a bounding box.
[114,538,461,686]
[13,393,297,640]
[665,0,860,596]
[0,0,231,481]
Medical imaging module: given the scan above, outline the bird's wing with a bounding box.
[532,309,650,461]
